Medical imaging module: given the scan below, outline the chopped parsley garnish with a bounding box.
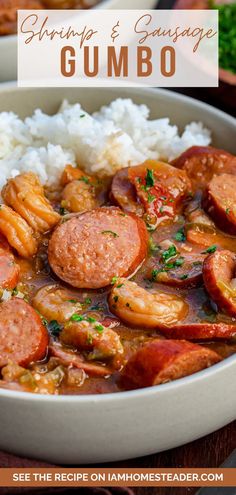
[79,176,90,184]
[151,257,185,281]
[59,206,66,216]
[147,193,156,203]
[11,287,18,296]
[202,245,217,254]
[95,324,104,333]
[116,283,124,289]
[101,230,119,238]
[70,314,96,324]
[145,169,155,188]
[111,276,118,285]
[162,245,177,262]
[226,208,230,214]
[151,268,164,280]
[86,316,96,323]
[113,295,118,303]
[173,229,186,242]
[68,299,78,303]
[48,320,62,337]
[84,297,92,305]
[165,257,184,269]
[80,114,86,118]
[70,314,84,322]
[180,274,188,280]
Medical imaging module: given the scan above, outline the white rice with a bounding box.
[0,98,211,190]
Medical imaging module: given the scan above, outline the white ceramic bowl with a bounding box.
[0,0,158,83]
[0,85,235,465]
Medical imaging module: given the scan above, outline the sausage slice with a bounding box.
[0,234,19,290]
[48,207,148,289]
[121,339,221,389]
[172,146,236,192]
[150,245,204,288]
[0,298,49,368]
[50,343,112,377]
[202,174,236,235]
[160,323,236,341]
[111,161,191,229]
[110,168,143,215]
[203,250,236,316]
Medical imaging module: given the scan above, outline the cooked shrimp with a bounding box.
[32,285,83,323]
[0,204,38,258]
[60,317,123,367]
[60,165,92,186]
[109,278,188,328]
[2,172,60,233]
[61,179,97,213]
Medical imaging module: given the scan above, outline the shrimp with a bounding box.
[0,204,38,258]
[61,179,97,214]
[2,172,60,233]
[60,165,92,186]
[32,285,82,323]
[60,317,123,367]
[109,278,188,328]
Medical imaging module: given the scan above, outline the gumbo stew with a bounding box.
[0,145,236,394]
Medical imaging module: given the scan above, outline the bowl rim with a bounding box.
[0,82,235,128]
[0,83,235,402]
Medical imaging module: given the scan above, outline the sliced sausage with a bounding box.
[203,250,236,316]
[202,174,236,235]
[172,146,236,192]
[185,223,236,252]
[0,233,19,289]
[160,323,236,340]
[0,298,49,368]
[121,339,221,389]
[149,244,204,288]
[111,161,191,229]
[110,168,143,215]
[48,207,148,289]
[50,342,112,377]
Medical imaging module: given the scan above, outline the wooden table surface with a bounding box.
[108,2,236,493]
